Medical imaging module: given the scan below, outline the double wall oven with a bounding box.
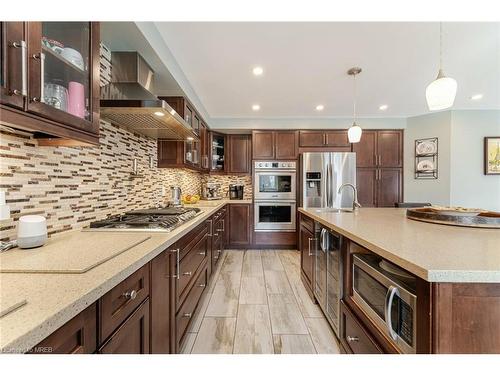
[254,161,296,232]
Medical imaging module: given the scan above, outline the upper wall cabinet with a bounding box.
[160,96,198,135]
[252,130,298,160]
[353,130,403,168]
[0,22,100,145]
[227,134,251,174]
[299,130,350,148]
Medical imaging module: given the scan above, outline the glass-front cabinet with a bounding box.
[0,22,100,144]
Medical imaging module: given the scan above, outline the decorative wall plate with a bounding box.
[416,140,437,155]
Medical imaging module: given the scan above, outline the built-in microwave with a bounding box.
[352,253,417,354]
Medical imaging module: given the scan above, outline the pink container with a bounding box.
[68,81,85,118]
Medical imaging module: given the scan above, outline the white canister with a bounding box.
[17,215,48,249]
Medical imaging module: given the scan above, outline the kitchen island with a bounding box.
[299,207,500,354]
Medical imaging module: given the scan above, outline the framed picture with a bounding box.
[484,137,500,175]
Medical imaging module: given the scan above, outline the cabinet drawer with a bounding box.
[300,214,314,232]
[340,301,383,354]
[99,264,150,342]
[176,228,209,308]
[99,298,150,354]
[32,303,97,354]
[176,267,208,346]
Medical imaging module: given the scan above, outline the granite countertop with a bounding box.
[0,201,229,353]
[299,207,500,283]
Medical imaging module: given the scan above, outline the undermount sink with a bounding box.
[314,208,354,213]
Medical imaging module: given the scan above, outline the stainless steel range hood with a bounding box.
[100,52,198,140]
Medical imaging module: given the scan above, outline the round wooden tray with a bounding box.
[406,208,500,229]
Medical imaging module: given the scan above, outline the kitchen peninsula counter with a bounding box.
[299,207,500,283]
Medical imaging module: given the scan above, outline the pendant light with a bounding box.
[347,67,362,143]
[426,22,457,111]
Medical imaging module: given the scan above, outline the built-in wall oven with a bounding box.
[254,201,296,231]
[254,161,296,201]
[352,253,417,354]
[254,161,297,232]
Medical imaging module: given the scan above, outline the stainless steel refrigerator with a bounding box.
[300,152,356,209]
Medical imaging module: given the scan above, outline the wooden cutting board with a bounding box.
[0,232,151,274]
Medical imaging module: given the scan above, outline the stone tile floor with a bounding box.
[181,249,340,354]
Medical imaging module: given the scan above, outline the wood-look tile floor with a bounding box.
[182,249,341,354]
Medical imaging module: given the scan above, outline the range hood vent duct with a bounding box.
[100,52,198,141]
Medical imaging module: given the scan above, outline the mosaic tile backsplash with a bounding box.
[201,174,253,200]
[0,120,203,241]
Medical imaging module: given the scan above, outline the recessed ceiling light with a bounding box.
[316,105,324,111]
[471,94,483,100]
[154,111,165,117]
[252,104,260,111]
[379,105,388,111]
[252,66,264,76]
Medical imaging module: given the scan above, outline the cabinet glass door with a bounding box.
[27,22,96,133]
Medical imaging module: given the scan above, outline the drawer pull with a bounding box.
[214,256,219,260]
[216,229,223,232]
[198,252,206,256]
[198,284,206,288]
[183,271,192,276]
[346,335,359,342]
[123,289,138,300]
[183,313,192,318]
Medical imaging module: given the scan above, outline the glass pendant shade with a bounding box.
[348,122,362,143]
[426,69,457,111]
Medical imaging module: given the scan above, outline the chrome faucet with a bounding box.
[338,183,362,211]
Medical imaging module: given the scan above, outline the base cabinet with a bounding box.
[340,301,383,354]
[99,299,150,354]
[31,303,97,354]
[299,214,315,297]
[228,204,251,247]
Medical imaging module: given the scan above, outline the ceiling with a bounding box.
[154,22,500,119]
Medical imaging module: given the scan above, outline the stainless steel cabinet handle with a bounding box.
[346,335,359,342]
[384,285,400,341]
[308,237,314,256]
[9,41,27,96]
[170,248,180,279]
[198,284,206,288]
[216,228,223,232]
[198,252,206,256]
[207,220,213,237]
[31,52,45,102]
[183,313,192,318]
[123,289,137,300]
[183,271,192,276]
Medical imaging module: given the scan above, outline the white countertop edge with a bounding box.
[1,203,227,352]
[298,208,500,284]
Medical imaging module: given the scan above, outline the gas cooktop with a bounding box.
[86,207,202,232]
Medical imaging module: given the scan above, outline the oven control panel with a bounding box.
[254,161,296,169]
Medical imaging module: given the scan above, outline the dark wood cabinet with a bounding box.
[228,204,251,247]
[252,130,298,160]
[356,167,402,208]
[354,130,403,207]
[340,301,383,354]
[275,131,298,159]
[377,131,403,167]
[1,22,25,110]
[356,168,377,207]
[31,303,97,354]
[353,130,402,168]
[227,134,251,174]
[377,168,402,207]
[252,130,275,159]
[299,214,315,298]
[200,121,209,170]
[299,130,349,148]
[150,250,174,354]
[0,22,100,145]
[99,299,150,354]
